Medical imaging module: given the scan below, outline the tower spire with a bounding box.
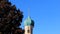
[24,8,34,34]
[28,8,30,17]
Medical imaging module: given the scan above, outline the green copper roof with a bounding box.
[24,16,34,26]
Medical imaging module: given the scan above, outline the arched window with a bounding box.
[27,30,29,33]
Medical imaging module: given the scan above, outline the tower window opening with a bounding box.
[27,30,30,33]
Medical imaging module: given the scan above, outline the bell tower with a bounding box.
[24,16,34,34]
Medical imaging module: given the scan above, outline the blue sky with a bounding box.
[9,0,60,34]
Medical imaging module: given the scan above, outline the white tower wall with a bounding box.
[25,26,33,34]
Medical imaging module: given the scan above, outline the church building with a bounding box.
[24,16,34,34]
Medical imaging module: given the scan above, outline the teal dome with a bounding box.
[24,16,34,26]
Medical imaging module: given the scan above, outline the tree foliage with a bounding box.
[0,0,23,34]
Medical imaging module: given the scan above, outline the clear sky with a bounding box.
[9,0,60,34]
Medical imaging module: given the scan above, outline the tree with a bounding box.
[0,0,24,34]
